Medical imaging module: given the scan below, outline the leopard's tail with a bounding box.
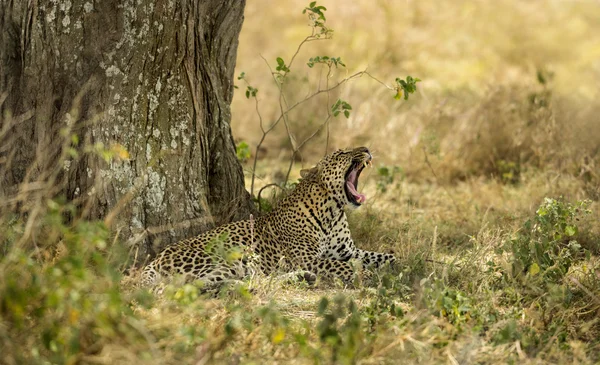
[140,262,159,286]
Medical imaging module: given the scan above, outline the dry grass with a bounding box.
[232,0,600,182]
[2,0,600,364]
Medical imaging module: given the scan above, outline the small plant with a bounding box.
[362,270,409,329]
[420,277,474,328]
[0,200,142,363]
[331,98,352,118]
[236,141,251,162]
[507,197,592,282]
[243,1,420,199]
[316,295,365,364]
[496,159,520,184]
[376,165,404,193]
[395,76,421,100]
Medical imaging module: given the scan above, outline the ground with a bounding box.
[114,164,599,364]
[1,0,600,364]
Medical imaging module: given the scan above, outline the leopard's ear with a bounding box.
[300,166,318,179]
[300,165,321,180]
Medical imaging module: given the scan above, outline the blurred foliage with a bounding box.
[1,191,599,363]
[0,200,147,363]
[376,165,404,193]
[2,1,600,363]
[507,198,592,282]
[236,141,252,163]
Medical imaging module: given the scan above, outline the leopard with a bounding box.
[140,146,396,287]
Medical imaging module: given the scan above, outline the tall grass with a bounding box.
[1,0,600,363]
[232,0,600,185]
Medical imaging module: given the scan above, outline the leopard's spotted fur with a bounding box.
[140,147,396,286]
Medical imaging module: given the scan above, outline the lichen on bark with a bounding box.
[0,0,253,261]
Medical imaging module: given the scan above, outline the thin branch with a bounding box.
[248,63,365,197]
[285,115,332,184]
[364,70,395,90]
[260,54,296,151]
[257,183,286,212]
[288,35,316,70]
[239,76,265,197]
[246,15,396,200]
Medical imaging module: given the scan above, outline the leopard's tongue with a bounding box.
[346,169,366,203]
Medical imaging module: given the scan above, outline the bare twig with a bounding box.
[245,13,396,201]
[257,183,286,212]
[249,70,367,197]
[284,115,332,184]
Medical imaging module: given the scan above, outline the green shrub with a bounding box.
[0,200,145,363]
[420,276,474,329]
[507,197,592,282]
[376,165,404,193]
[236,141,252,162]
[315,295,366,364]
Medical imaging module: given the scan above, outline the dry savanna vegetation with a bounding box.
[1,0,600,364]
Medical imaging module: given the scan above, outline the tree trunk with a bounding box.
[0,0,253,260]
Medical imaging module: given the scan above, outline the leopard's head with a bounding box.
[301,146,373,208]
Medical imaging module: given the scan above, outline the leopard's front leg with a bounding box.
[353,249,396,267]
[305,258,362,283]
[321,212,396,268]
[290,242,363,283]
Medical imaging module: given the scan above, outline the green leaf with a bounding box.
[275,57,289,73]
[394,75,421,101]
[318,297,329,315]
[565,225,577,236]
[67,148,79,158]
[529,263,541,276]
[236,141,251,162]
[378,166,390,176]
[332,99,341,111]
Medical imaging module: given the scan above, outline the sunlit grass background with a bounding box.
[233,0,600,177]
[232,0,600,255]
[1,0,599,363]
[228,0,600,362]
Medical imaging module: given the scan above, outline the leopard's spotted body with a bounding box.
[140,147,396,286]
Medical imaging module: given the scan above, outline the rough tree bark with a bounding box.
[0,0,253,259]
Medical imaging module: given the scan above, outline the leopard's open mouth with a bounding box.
[344,158,372,206]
